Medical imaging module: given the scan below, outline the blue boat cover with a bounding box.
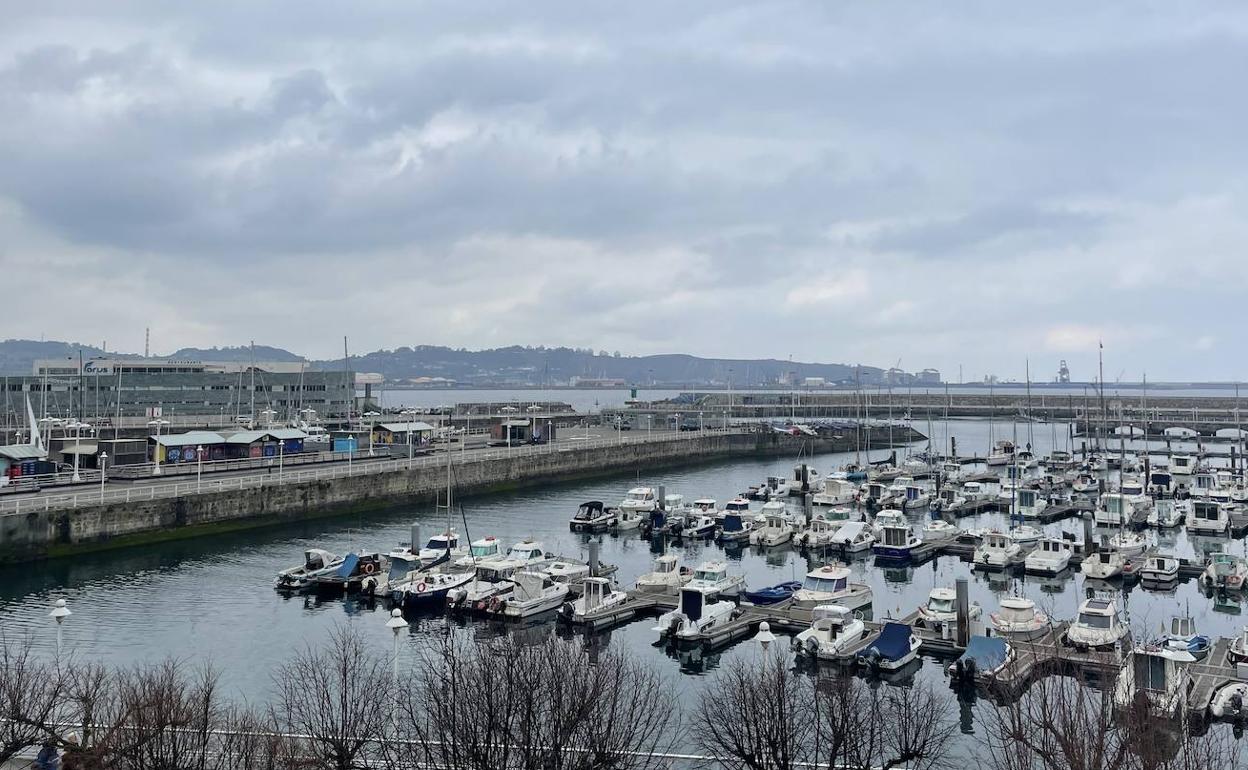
[336,553,360,579]
[862,622,912,661]
[744,581,802,604]
[955,636,1008,671]
[722,513,744,532]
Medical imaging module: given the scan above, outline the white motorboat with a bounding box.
[974,531,1022,570]
[654,585,737,642]
[857,622,922,671]
[900,480,931,511]
[921,519,960,542]
[685,560,744,598]
[447,563,525,610]
[682,513,720,539]
[635,554,691,594]
[1094,493,1136,527]
[692,497,718,514]
[986,440,1016,467]
[872,509,922,560]
[961,481,987,501]
[1107,530,1147,557]
[1230,627,1248,665]
[989,597,1050,641]
[1140,554,1180,584]
[792,564,873,610]
[1147,498,1185,528]
[452,535,505,569]
[813,478,859,508]
[491,571,570,618]
[939,461,965,485]
[790,464,823,496]
[392,570,474,607]
[1015,488,1049,519]
[930,486,966,513]
[798,515,844,548]
[560,577,631,625]
[543,560,591,585]
[569,501,616,532]
[1065,596,1130,650]
[1164,615,1211,660]
[1210,680,1248,721]
[1071,472,1100,495]
[615,487,656,529]
[476,538,554,573]
[916,587,981,631]
[1009,524,1044,549]
[1082,549,1127,580]
[829,520,876,552]
[1188,500,1231,534]
[418,530,469,566]
[716,508,754,543]
[749,510,794,547]
[1170,454,1196,476]
[1201,551,1248,592]
[793,604,868,660]
[1113,644,1194,718]
[275,548,341,590]
[1024,537,1073,575]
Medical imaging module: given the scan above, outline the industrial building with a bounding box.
[3,357,354,428]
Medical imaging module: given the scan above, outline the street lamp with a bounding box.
[385,608,408,684]
[148,418,170,476]
[98,452,108,501]
[278,439,285,484]
[49,598,71,664]
[756,620,775,650]
[67,420,89,483]
[196,445,204,492]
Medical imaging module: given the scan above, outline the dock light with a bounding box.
[49,598,71,662]
[756,620,776,650]
[147,418,170,476]
[386,608,408,683]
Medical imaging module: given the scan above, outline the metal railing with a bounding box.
[0,429,748,517]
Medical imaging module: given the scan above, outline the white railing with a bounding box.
[0,429,749,517]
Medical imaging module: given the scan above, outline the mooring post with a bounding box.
[804,493,813,526]
[410,523,421,550]
[955,578,970,648]
[1082,514,1094,554]
[588,540,600,576]
[658,485,666,510]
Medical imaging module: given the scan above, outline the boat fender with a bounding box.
[488,596,502,613]
[416,582,427,594]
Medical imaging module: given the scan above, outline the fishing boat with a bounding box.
[792,565,873,610]
[1024,537,1073,575]
[900,480,931,511]
[974,531,1022,570]
[418,531,469,567]
[1170,454,1196,477]
[790,464,823,496]
[1107,530,1147,557]
[793,605,868,660]
[1188,500,1231,534]
[988,597,1050,640]
[986,440,1016,467]
[1065,596,1130,651]
[829,521,876,553]
[921,519,960,543]
[446,563,525,610]
[692,498,719,514]
[1163,615,1211,660]
[749,510,794,547]
[1071,471,1099,495]
[1140,554,1180,584]
[916,587,981,631]
[797,515,843,548]
[542,560,592,586]
[1082,549,1127,580]
[1112,644,1194,719]
[559,577,633,626]
[857,622,921,671]
[813,478,859,508]
[716,510,754,543]
[615,487,656,530]
[1201,551,1248,592]
[1094,493,1137,527]
[1009,524,1044,549]
[275,548,341,591]
[1015,488,1049,519]
[1147,498,1185,528]
[305,551,386,595]
[930,486,966,514]
[392,570,474,608]
[746,476,790,500]
[743,581,803,605]
[961,481,988,502]
[681,513,720,539]
[489,571,570,618]
[452,535,505,569]
[872,510,923,560]
[634,554,692,594]
[653,585,737,643]
[685,560,745,598]
[569,501,616,532]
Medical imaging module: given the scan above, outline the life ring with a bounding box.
[362,562,376,575]
[416,581,428,593]
[488,596,502,613]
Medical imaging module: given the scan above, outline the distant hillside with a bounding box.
[169,345,304,362]
[312,345,885,386]
[0,339,121,374]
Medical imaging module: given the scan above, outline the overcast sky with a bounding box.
[1,2,1245,381]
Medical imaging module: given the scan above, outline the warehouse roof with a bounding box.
[377,422,436,433]
[0,445,46,461]
[153,431,224,448]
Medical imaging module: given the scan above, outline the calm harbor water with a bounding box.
[2,417,1246,743]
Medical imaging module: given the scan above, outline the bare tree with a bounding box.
[271,626,391,770]
[0,634,66,763]
[691,650,815,770]
[398,635,676,770]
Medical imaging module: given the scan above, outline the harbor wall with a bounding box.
[0,428,921,562]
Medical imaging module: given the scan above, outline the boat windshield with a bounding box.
[693,569,723,582]
[470,544,497,557]
[425,537,455,550]
[804,576,847,592]
[626,491,651,502]
[1078,612,1112,629]
[928,597,954,613]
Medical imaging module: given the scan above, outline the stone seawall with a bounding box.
[0,428,921,562]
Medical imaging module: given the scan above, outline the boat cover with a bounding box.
[744,581,802,605]
[863,622,912,661]
[336,553,360,579]
[954,636,1009,672]
[722,513,744,532]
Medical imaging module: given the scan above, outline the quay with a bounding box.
[0,425,922,562]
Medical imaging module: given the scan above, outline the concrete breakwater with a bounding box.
[0,427,922,562]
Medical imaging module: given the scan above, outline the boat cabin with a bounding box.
[664,494,685,510]
[622,488,656,508]
[721,513,747,534]
[580,577,616,610]
[963,481,984,498]
[693,498,717,512]
[983,532,1012,551]
[679,586,712,621]
[1017,488,1042,511]
[1192,501,1229,527]
[691,563,729,584]
[572,501,607,523]
[865,482,887,500]
[938,488,961,505]
[1037,538,1071,556]
[1077,598,1122,632]
[878,522,913,548]
[425,533,460,551]
[723,498,750,514]
[1171,454,1196,475]
[468,537,502,560]
[506,540,548,562]
[803,566,849,593]
[811,604,855,637]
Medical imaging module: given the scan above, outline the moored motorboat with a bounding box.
[1201,551,1248,592]
[829,521,876,553]
[275,548,341,591]
[1065,596,1130,651]
[792,564,873,611]
[1140,554,1180,584]
[872,510,923,560]
[685,560,745,598]
[857,622,921,671]
[1081,549,1127,580]
[947,636,1014,687]
[1024,537,1073,575]
[1112,644,1194,719]
[988,597,1050,641]
[743,581,803,605]
[559,577,633,626]
[635,554,692,594]
[306,551,386,595]
[916,587,981,632]
[921,519,960,543]
[489,571,570,618]
[653,585,737,644]
[793,604,868,660]
[1163,615,1210,661]
[1229,627,1248,665]
[974,531,1022,570]
[569,501,616,532]
[392,570,474,608]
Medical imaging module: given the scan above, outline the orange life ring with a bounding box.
[362,562,376,575]
[416,581,427,593]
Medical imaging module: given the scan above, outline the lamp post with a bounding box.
[278,440,285,484]
[98,452,108,501]
[756,620,775,650]
[67,420,89,483]
[148,418,170,476]
[196,445,203,492]
[386,608,408,684]
[49,599,71,665]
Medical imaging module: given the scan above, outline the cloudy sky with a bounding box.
[1,2,1245,381]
